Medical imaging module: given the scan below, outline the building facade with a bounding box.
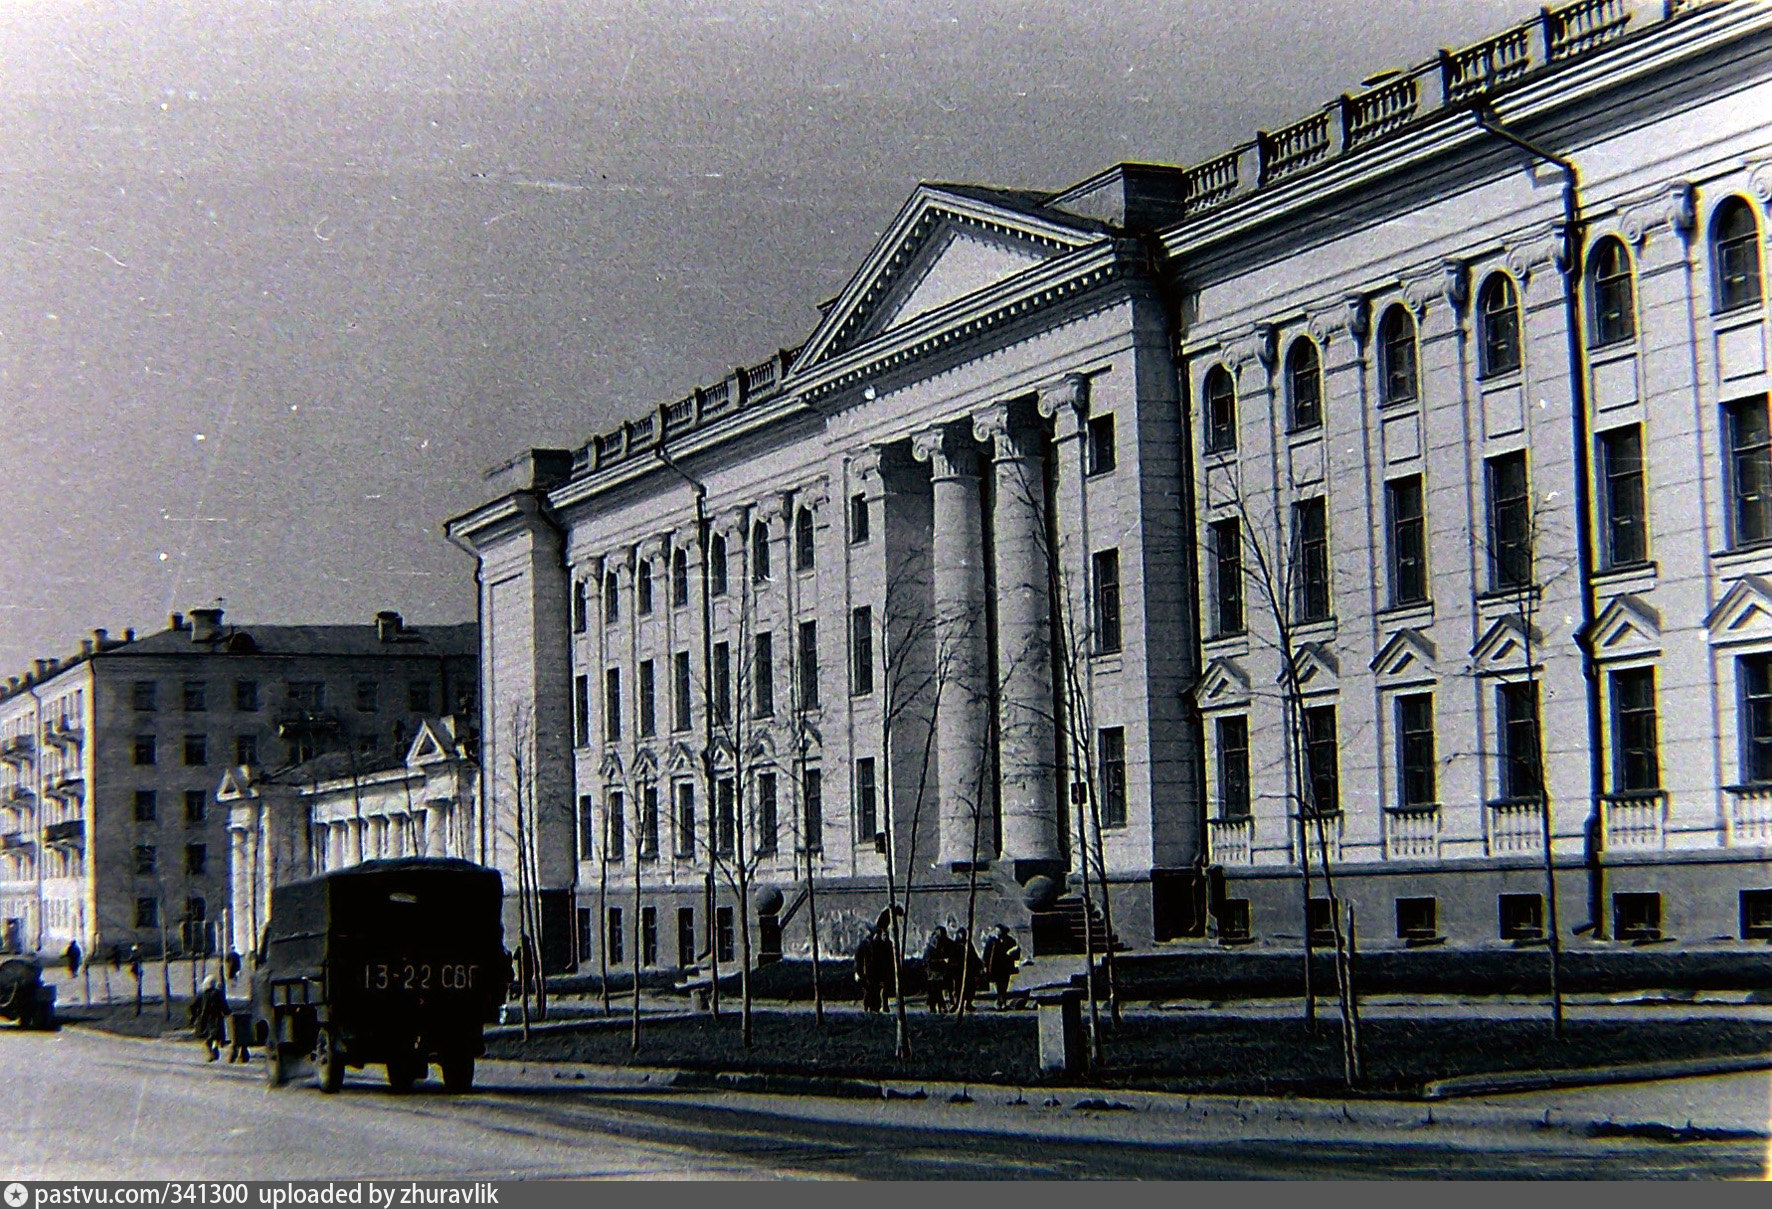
[0,607,476,956]
[450,0,1772,975]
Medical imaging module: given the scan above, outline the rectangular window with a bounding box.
[603,571,620,624]
[133,681,157,712]
[134,845,156,875]
[797,620,820,709]
[677,908,695,968]
[1499,893,1545,940]
[850,607,874,696]
[353,681,377,713]
[674,784,696,860]
[183,681,207,713]
[716,905,736,964]
[1611,667,1660,792]
[716,778,736,856]
[752,523,772,582]
[134,790,157,822]
[641,906,658,966]
[1728,396,1772,547]
[710,534,729,597]
[1740,890,1772,940]
[607,907,624,966]
[1386,475,1427,606]
[1303,705,1339,815]
[1206,378,1236,454]
[184,789,206,823]
[756,772,778,854]
[1395,897,1437,941]
[1099,727,1127,828]
[673,651,693,732]
[802,768,823,852]
[712,643,731,726]
[1088,413,1116,475]
[574,674,590,747]
[579,794,597,861]
[849,493,870,544]
[185,843,207,876]
[604,669,622,742]
[572,579,588,633]
[1397,693,1437,807]
[639,784,659,860]
[235,680,259,712]
[1092,549,1122,654]
[408,681,433,714]
[671,549,689,609]
[1307,897,1336,946]
[1292,498,1330,622]
[602,790,623,858]
[235,734,257,766]
[1497,681,1542,800]
[1216,716,1250,819]
[133,735,156,766]
[1210,518,1243,635]
[1486,451,1532,590]
[182,734,207,767]
[856,758,878,845]
[287,681,324,709]
[795,510,816,571]
[1743,655,1772,784]
[1598,425,1647,567]
[753,633,775,718]
[636,559,654,615]
[1613,891,1662,941]
[136,898,158,928]
[638,660,656,738]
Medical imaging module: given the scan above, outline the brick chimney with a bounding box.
[189,607,224,642]
[375,611,404,643]
[168,612,186,633]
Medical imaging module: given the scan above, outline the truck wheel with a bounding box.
[266,1043,287,1088]
[314,1027,344,1094]
[440,1055,474,1094]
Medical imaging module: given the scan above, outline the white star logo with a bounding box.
[4,1182,28,1208]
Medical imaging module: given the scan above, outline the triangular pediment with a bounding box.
[405,718,453,767]
[1471,614,1540,673]
[1193,656,1252,709]
[1589,593,1662,659]
[599,749,626,781]
[666,741,697,774]
[1371,629,1437,682]
[1707,574,1772,646]
[792,184,1102,371]
[214,765,256,802]
[1284,642,1340,694]
[632,747,659,777]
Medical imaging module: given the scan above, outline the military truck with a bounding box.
[255,858,506,1093]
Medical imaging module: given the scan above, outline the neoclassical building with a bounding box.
[450,0,1772,974]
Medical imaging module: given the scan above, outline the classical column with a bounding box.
[975,400,1061,873]
[911,420,994,867]
[428,801,450,858]
[351,818,365,866]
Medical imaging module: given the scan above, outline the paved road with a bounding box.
[2,1025,1765,1179]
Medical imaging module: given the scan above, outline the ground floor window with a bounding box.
[1216,899,1251,943]
[677,907,696,968]
[1395,896,1437,942]
[641,905,658,966]
[607,907,624,966]
[1498,893,1543,940]
[716,905,735,965]
[1740,890,1772,940]
[1613,891,1662,941]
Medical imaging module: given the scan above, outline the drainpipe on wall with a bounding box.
[1473,103,1607,940]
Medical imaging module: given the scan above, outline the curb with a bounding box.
[1422,1053,1772,1099]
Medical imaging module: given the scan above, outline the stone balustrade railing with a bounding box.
[1487,798,1545,854]
[1385,804,1440,860]
[1602,791,1667,850]
[1727,784,1772,845]
[1209,815,1253,865]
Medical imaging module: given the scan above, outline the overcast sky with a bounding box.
[0,0,1542,674]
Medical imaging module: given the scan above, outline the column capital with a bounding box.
[848,446,885,484]
[1036,373,1090,426]
[910,421,979,479]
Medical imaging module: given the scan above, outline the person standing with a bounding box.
[982,924,1023,1010]
[191,975,229,1062]
[64,940,81,979]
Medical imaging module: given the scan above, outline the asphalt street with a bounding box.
[2,1024,1766,1180]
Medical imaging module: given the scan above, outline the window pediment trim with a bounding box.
[1588,593,1662,660]
[1193,656,1252,710]
[1370,628,1437,682]
[1471,613,1541,674]
[1707,574,1772,647]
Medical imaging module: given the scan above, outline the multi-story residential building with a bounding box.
[449,0,1772,975]
[0,607,476,957]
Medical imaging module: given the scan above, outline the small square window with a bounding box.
[1396,896,1437,942]
[135,898,158,928]
[134,845,156,875]
[182,681,207,713]
[132,681,157,712]
[1087,413,1116,475]
[1216,899,1251,944]
[1741,889,1772,940]
[184,789,206,823]
[133,790,157,823]
[185,843,207,876]
[355,681,378,713]
[408,681,433,713]
[1307,897,1335,946]
[235,734,257,766]
[235,680,260,712]
[183,734,208,767]
[133,735,156,766]
[1499,893,1544,940]
[1613,891,1662,941]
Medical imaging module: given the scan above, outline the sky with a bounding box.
[0,0,1544,674]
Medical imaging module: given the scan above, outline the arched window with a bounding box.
[1714,197,1764,313]
[795,507,815,571]
[751,521,771,582]
[670,547,689,608]
[1589,236,1636,347]
[1203,365,1236,453]
[602,570,620,623]
[1286,339,1322,432]
[709,532,729,597]
[1478,273,1521,377]
[1378,305,1417,405]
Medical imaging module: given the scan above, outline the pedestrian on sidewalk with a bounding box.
[64,940,81,979]
[982,924,1022,1010]
[190,975,229,1062]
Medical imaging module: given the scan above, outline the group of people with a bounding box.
[852,910,1024,1014]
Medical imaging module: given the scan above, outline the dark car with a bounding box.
[0,957,54,1029]
[254,858,506,1094]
